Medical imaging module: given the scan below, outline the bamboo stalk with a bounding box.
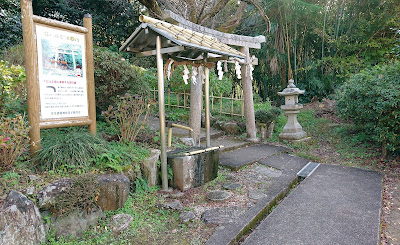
[211,92,214,111]
[168,90,170,108]
[183,91,186,108]
[220,93,223,115]
[171,123,193,131]
[182,146,223,156]
[168,127,172,147]
[231,93,234,115]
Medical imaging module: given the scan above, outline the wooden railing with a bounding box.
[150,89,244,117]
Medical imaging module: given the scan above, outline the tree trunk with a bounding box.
[240,47,258,142]
[189,66,203,146]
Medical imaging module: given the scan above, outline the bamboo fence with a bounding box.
[150,89,244,117]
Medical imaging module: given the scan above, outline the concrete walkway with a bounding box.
[243,164,382,245]
[206,143,383,245]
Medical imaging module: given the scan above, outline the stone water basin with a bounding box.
[167,147,220,191]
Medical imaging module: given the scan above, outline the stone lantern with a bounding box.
[278,79,308,142]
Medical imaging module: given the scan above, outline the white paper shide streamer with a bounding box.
[191,66,198,84]
[167,59,174,81]
[217,61,224,80]
[182,65,189,84]
[249,63,254,81]
[235,61,241,79]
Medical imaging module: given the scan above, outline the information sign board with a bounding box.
[36,25,88,119]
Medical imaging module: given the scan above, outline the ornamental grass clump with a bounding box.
[33,129,108,171]
[0,114,29,172]
[102,93,155,143]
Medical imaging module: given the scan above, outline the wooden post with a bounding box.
[21,0,41,154]
[156,36,168,191]
[241,90,244,117]
[83,14,96,135]
[205,67,210,147]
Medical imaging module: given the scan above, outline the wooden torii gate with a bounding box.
[162,10,266,142]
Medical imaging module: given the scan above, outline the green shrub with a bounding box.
[254,107,282,125]
[210,71,233,96]
[336,61,400,154]
[0,60,26,116]
[92,141,149,173]
[102,93,155,143]
[0,114,29,172]
[33,128,108,172]
[0,44,25,66]
[255,110,275,125]
[93,47,150,113]
[254,98,273,112]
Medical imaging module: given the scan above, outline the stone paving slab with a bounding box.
[258,153,310,172]
[243,164,383,245]
[219,144,289,170]
[207,153,308,245]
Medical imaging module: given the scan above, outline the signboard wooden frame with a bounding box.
[21,0,96,154]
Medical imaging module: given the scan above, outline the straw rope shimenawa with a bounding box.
[139,15,245,58]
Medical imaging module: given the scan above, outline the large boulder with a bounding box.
[141,149,160,187]
[97,174,130,211]
[37,178,73,209]
[0,190,46,245]
[221,122,240,135]
[50,206,104,239]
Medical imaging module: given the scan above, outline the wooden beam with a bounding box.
[136,45,185,57]
[33,15,88,33]
[201,56,229,63]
